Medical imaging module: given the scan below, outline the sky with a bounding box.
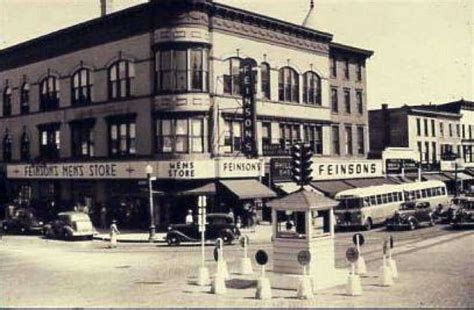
[0,0,472,109]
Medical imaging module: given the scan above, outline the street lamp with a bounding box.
[146,164,156,242]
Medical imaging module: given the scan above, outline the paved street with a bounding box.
[0,225,473,308]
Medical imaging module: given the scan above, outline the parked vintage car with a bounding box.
[43,212,95,240]
[165,213,240,246]
[385,201,435,230]
[451,196,474,228]
[1,208,44,234]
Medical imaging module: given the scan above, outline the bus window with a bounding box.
[363,197,370,207]
[421,189,427,198]
[376,195,382,204]
[387,193,394,203]
[370,196,377,205]
[382,194,388,204]
[428,188,434,197]
[398,192,403,201]
[415,190,421,199]
[441,187,446,195]
[393,193,399,202]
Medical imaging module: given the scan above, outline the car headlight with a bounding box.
[38,221,43,225]
[167,226,172,231]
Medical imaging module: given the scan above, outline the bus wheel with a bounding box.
[364,218,373,231]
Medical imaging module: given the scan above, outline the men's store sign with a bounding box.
[240,57,258,158]
[385,159,418,174]
[311,160,383,180]
[7,159,264,180]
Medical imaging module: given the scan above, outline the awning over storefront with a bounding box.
[443,172,474,181]
[404,172,421,181]
[152,181,216,196]
[220,179,277,200]
[389,176,413,183]
[344,177,398,188]
[423,173,451,182]
[465,168,474,177]
[310,180,354,197]
[274,182,301,194]
[267,189,338,211]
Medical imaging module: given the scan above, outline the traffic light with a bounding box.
[291,143,313,187]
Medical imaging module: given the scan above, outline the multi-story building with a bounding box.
[329,43,372,158]
[369,104,462,167]
[0,0,373,228]
[436,99,474,165]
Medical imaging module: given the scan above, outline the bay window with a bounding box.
[155,46,209,93]
[156,117,206,154]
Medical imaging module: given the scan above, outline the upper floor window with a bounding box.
[223,57,242,96]
[71,121,95,158]
[449,123,453,137]
[3,86,12,117]
[156,47,209,94]
[39,124,60,160]
[345,126,353,155]
[332,126,340,155]
[343,88,351,113]
[72,68,93,106]
[356,62,362,81]
[330,57,337,78]
[302,72,321,105]
[356,90,363,114]
[20,83,30,114]
[424,119,428,136]
[431,120,436,137]
[108,60,135,100]
[456,124,460,137]
[303,125,322,155]
[40,76,60,111]
[156,117,205,154]
[331,88,338,113]
[344,58,350,79]
[357,126,365,155]
[261,62,271,100]
[278,67,299,103]
[462,124,465,138]
[224,120,242,153]
[416,118,421,136]
[440,122,444,137]
[279,123,301,150]
[3,131,12,162]
[20,131,30,161]
[109,117,136,157]
[261,122,272,147]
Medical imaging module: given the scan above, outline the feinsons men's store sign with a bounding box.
[311,160,383,181]
[7,159,264,180]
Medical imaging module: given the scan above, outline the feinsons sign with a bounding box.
[7,159,263,180]
[311,160,383,181]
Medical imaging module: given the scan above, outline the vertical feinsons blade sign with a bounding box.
[240,58,258,158]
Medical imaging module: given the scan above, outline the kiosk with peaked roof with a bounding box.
[268,188,347,291]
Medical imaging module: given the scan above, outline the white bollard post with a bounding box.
[380,255,394,287]
[197,203,210,286]
[211,272,227,295]
[346,262,362,296]
[355,234,367,276]
[256,265,272,300]
[297,265,314,299]
[239,237,253,275]
[388,247,398,279]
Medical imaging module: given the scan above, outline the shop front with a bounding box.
[6,158,275,231]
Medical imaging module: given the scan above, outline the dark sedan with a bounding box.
[165,213,240,246]
[1,208,44,234]
[386,201,435,231]
[451,197,474,228]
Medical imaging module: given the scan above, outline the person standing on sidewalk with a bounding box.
[109,220,120,248]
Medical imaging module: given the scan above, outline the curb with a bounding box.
[93,235,166,244]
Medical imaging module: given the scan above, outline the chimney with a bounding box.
[100,0,114,17]
[382,103,388,110]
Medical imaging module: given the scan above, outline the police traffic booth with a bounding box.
[268,188,347,290]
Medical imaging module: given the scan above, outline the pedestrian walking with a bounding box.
[109,220,120,248]
[185,209,194,224]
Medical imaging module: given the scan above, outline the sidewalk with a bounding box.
[93,224,273,244]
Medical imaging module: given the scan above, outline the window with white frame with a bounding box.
[108,60,135,99]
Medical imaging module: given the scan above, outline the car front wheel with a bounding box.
[2,224,8,232]
[364,218,373,231]
[167,235,180,246]
[220,232,234,245]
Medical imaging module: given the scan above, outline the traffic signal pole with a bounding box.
[291,143,313,189]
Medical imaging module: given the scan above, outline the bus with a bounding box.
[334,180,449,230]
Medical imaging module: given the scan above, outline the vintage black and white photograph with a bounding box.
[0,0,472,308]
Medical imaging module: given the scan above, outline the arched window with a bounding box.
[40,75,60,111]
[3,131,12,162]
[261,62,271,99]
[72,68,93,105]
[108,60,135,99]
[278,67,299,103]
[20,83,30,114]
[223,57,242,95]
[20,131,30,161]
[303,71,321,105]
[3,86,12,117]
